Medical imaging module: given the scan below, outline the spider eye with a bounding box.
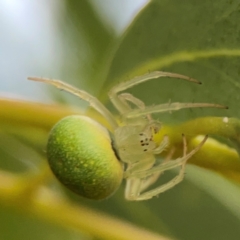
[47,115,123,200]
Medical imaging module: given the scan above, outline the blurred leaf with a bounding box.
[60,0,116,91]
[0,205,86,240]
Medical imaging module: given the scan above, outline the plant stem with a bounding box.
[0,170,172,240]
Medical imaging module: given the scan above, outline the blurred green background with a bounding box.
[1,0,240,239]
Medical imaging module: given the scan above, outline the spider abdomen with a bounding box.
[47,115,123,200]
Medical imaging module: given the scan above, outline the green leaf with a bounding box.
[102,0,240,124]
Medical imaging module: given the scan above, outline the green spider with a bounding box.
[28,72,226,201]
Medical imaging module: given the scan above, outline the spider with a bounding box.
[28,71,226,201]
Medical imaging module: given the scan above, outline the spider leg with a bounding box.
[124,156,155,178]
[118,92,153,123]
[136,145,189,201]
[119,93,145,109]
[137,165,187,201]
[125,177,141,200]
[124,155,156,200]
[140,147,175,192]
[124,136,169,200]
[124,136,169,198]
[147,134,187,193]
[125,102,227,119]
[152,135,169,155]
[28,77,118,130]
[111,71,201,94]
[125,135,208,201]
[108,71,201,114]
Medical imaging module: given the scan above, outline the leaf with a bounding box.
[102,0,240,124]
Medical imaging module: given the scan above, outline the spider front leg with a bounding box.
[115,92,154,124]
[125,135,208,201]
[28,77,118,130]
[118,93,146,110]
[108,71,201,115]
[126,102,227,119]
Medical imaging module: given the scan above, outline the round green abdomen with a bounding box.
[47,115,123,200]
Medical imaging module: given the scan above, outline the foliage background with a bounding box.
[1,0,240,239]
